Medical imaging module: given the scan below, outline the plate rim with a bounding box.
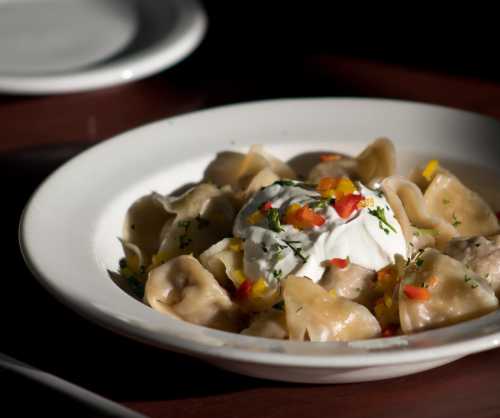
[19,97,500,368]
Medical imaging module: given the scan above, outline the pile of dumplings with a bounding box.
[113,139,500,342]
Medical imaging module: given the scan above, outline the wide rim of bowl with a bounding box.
[19,98,500,368]
[0,0,207,94]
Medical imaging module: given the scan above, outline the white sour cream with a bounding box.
[233,180,407,285]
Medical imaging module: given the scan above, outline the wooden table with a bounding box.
[3,50,500,417]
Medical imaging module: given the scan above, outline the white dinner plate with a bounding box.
[0,0,206,94]
[20,99,500,383]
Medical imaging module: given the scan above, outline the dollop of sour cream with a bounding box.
[233,180,407,285]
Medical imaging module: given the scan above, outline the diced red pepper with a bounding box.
[260,201,273,213]
[334,194,363,219]
[320,154,341,162]
[329,258,349,269]
[382,324,398,338]
[294,205,326,228]
[403,284,430,301]
[317,177,339,192]
[236,279,253,300]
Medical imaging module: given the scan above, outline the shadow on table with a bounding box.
[2,143,298,407]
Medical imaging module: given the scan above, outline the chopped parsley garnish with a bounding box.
[464,274,472,283]
[309,197,334,209]
[272,269,282,280]
[282,239,309,263]
[119,258,127,269]
[452,213,462,227]
[273,180,297,187]
[443,198,451,205]
[368,206,396,234]
[178,220,192,249]
[464,274,479,289]
[261,243,268,253]
[266,208,283,232]
[376,190,384,198]
[271,243,287,260]
[195,215,210,229]
[415,258,424,268]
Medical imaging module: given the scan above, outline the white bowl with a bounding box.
[20,98,500,383]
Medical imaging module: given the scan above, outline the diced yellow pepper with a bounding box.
[358,196,375,208]
[335,177,356,199]
[232,269,247,286]
[422,159,439,181]
[329,289,337,298]
[320,189,336,199]
[247,210,264,225]
[251,277,268,298]
[384,293,393,308]
[229,238,243,252]
[150,251,174,270]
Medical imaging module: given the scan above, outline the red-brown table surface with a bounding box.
[3,55,500,417]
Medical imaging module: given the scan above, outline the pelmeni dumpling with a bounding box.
[446,234,500,297]
[399,249,498,334]
[319,263,377,308]
[145,255,243,331]
[204,145,295,191]
[308,138,395,185]
[382,176,458,251]
[422,172,499,237]
[123,193,173,263]
[241,309,288,339]
[199,238,243,288]
[157,184,235,258]
[283,276,381,342]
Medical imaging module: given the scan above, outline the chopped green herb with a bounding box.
[119,258,127,269]
[272,269,282,280]
[471,283,479,289]
[266,208,283,232]
[464,274,472,283]
[177,220,192,249]
[282,239,309,263]
[195,215,210,229]
[273,180,297,187]
[416,258,424,267]
[261,243,268,253]
[368,206,396,234]
[452,213,462,227]
[376,190,384,198]
[296,306,303,313]
[309,197,334,209]
[442,198,451,205]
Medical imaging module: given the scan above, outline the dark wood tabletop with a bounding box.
[3,7,500,417]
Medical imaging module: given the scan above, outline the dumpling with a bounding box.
[283,276,381,341]
[382,176,458,251]
[308,137,395,185]
[145,255,243,331]
[399,249,498,334]
[421,171,498,237]
[319,263,377,308]
[156,183,236,259]
[199,238,244,288]
[446,234,500,297]
[204,145,295,191]
[122,193,173,263]
[241,309,288,339]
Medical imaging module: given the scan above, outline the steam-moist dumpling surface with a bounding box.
[446,235,500,297]
[199,238,244,288]
[283,276,381,342]
[308,137,395,185]
[319,263,377,308]
[204,145,295,191]
[123,193,173,263]
[399,249,498,334]
[241,309,288,339]
[145,255,243,331]
[157,183,236,258]
[422,172,499,237]
[382,176,458,251]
